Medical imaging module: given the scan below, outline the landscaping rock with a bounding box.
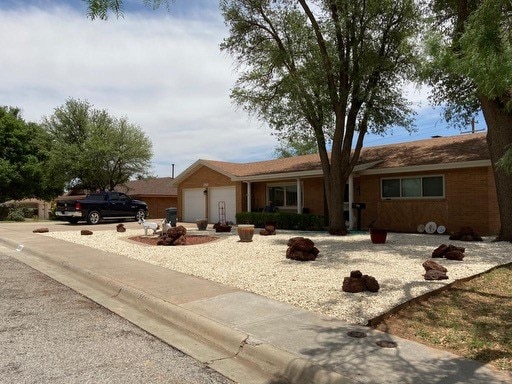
[363,275,380,292]
[213,222,232,233]
[449,226,483,241]
[157,225,188,246]
[286,237,319,261]
[445,250,465,261]
[32,227,49,233]
[424,269,449,280]
[260,221,277,236]
[342,270,380,293]
[81,230,93,236]
[116,223,126,232]
[342,276,367,293]
[422,259,448,273]
[432,244,449,258]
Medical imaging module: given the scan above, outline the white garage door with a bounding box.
[183,188,206,223]
[208,186,236,224]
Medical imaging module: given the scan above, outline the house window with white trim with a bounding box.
[381,176,444,198]
[268,184,299,208]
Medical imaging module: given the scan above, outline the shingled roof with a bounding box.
[116,177,177,196]
[172,132,489,183]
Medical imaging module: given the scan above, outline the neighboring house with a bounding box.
[115,177,177,219]
[170,132,499,235]
[0,198,52,220]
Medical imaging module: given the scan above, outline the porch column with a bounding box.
[296,178,302,214]
[348,174,354,230]
[245,181,252,212]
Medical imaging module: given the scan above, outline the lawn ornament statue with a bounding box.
[161,218,172,234]
[138,218,160,236]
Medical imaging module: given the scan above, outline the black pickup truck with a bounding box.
[55,191,149,225]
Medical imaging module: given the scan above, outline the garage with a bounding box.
[183,188,206,223]
[208,186,237,224]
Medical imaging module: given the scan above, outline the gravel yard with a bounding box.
[43,228,512,325]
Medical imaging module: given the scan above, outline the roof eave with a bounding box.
[359,160,491,175]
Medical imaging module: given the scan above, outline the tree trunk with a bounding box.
[327,155,348,235]
[480,96,512,242]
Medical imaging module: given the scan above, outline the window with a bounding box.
[268,184,300,208]
[382,176,444,198]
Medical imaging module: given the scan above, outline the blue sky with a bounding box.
[0,1,485,177]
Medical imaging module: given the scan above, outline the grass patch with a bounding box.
[373,264,512,371]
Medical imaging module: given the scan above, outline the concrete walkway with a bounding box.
[1,221,510,384]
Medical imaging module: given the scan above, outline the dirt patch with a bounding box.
[128,235,219,246]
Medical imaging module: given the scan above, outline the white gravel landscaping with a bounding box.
[43,228,512,325]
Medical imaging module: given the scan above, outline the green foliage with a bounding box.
[42,98,153,191]
[0,106,63,203]
[6,205,26,222]
[273,135,318,158]
[84,0,171,20]
[221,0,421,234]
[236,212,325,231]
[424,0,512,121]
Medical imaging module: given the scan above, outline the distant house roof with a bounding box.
[116,177,177,196]
[171,132,489,184]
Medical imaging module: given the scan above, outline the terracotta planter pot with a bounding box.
[196,219,208,230]
[237,224,255,242]
[370,228,387,244]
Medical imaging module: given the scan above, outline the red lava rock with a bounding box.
[116,223,126,232]
[286,237,319,261]
[157,225,188,246]
[260,221,277,236]
[32,227,49,233]
[449,226,483,241]
[445,250,465,261]
[342,270,380,293]
[80,230,93,236]
[432,244,449,258]
[342,277,367,293]
[424,269,449,280]
[363,275,380,292]
[422,259,448,273]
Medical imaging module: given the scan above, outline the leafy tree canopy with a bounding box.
[221,0,421,234]
[84,0,172,19]
[42,98,153,191]
[0,107,62,202]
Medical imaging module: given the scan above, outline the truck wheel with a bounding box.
[135,209,146,222]
[87,210,101,225]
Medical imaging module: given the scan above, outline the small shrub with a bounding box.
[236,212,324,231]
[6,206,26,222]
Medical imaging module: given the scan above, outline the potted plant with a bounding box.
[369,220,387,244]
[196,219,208,230]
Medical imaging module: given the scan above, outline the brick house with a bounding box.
[115,177,177,219]
[170,132,499,235]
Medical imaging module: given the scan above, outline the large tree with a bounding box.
[221,0,420,234]
[43,99,153,191]
[0,107,62,202]
[425,0,512,241]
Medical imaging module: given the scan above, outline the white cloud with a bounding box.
[0,5,276,177]
[2,3,475,179]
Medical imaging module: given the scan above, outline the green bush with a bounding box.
[236,212,325,231]
[6,206,26,222]
[0,206,9,220]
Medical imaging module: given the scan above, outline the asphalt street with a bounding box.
[0,251,235,384]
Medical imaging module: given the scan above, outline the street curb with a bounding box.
[0,237,357,384]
